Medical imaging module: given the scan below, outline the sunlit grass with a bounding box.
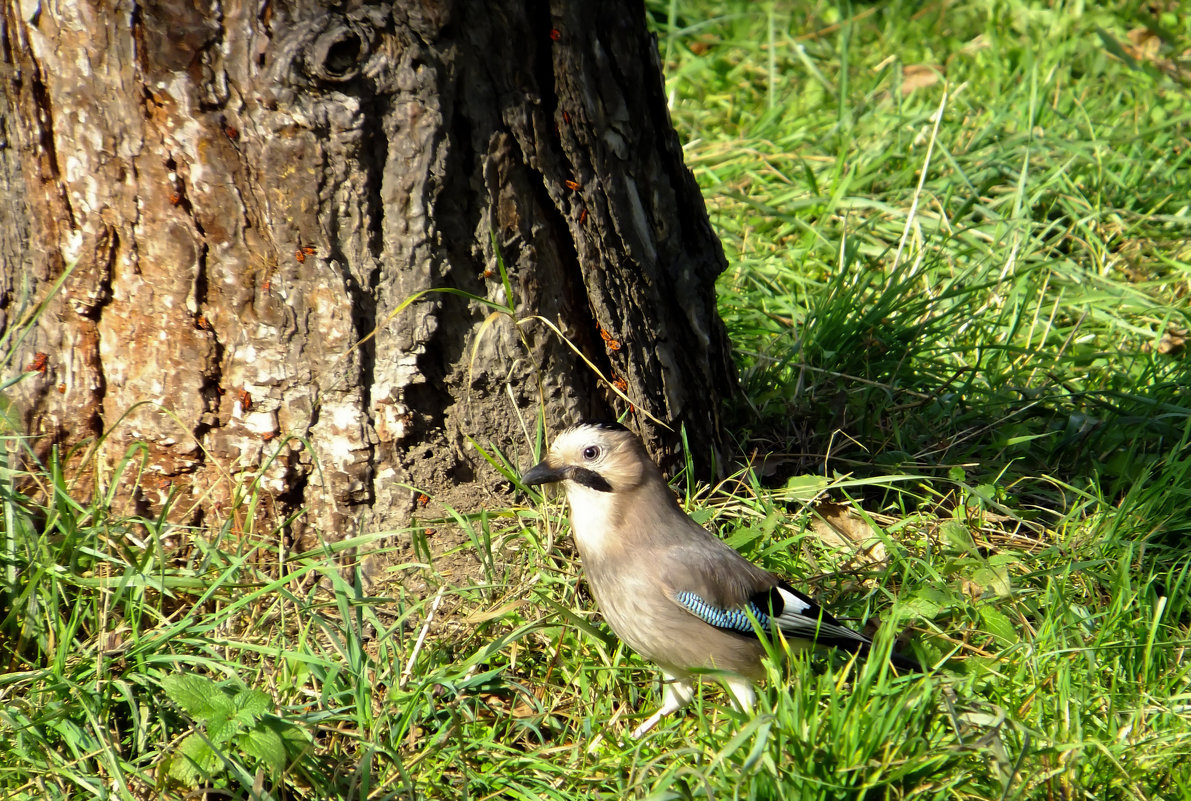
[3,0,1191,798]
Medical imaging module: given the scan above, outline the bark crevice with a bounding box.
[1,0,740,541]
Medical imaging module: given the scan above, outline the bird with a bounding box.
[522,420,921,738]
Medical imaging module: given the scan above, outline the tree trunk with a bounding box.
[0,0,738,541]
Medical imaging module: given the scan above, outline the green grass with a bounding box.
[4,0,1191,798]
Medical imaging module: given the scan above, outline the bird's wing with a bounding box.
[661,541,872,651]
[761,581,872,649]
[673,581,872,651]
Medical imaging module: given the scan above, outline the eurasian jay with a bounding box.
[522,421,921,738]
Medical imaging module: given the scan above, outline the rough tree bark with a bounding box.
[0,0,738,541]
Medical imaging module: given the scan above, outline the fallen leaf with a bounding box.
[1158,327,1186,356]
[811,501,887,563]
[1126,26,1162,62]
[902,64,942,94]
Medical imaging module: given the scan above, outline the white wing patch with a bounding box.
[771,586,870,644]
[776,586,812,615]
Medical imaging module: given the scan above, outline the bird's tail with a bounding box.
[886,648,925,673]
[833,637,924,676]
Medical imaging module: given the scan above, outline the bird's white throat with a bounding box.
[562,481,621,557]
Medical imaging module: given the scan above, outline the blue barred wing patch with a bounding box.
[675,591,771,633]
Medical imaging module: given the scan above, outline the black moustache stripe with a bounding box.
[568,467,613,493]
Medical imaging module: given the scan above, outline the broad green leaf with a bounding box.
[169,733,219,785]
[972,484,998,504]
[988,551,1021,567]
[898,587,954,620]
[784,474,829,501]
[207,713,234,745]
[275,718,313,753]
[980,606,1019,644]
[973,565,1013,598]
[940,520,978,554]
[238,724,287,772]
[161,674,231,720]
[233,689,271,726]
[725,525,762,550]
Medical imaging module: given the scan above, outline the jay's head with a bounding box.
[522,421,654,496]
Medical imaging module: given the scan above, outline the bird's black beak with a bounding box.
[522,460,564,486]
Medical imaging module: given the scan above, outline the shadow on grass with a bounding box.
[730,245,1191,551]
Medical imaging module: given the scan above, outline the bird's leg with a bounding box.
[724,677,756,713]
[631,671,694,738]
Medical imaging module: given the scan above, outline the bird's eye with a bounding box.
[582,445,600,461]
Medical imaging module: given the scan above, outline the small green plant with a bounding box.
[3,2,1190,798]
[160,674,309,788]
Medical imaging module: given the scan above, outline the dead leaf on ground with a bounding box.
[688,34,718,56]
[902,64,942,94]
[810,501,888,564]
[1157,327,1187,356]
[1104,25,1189,81]
[1127,26,1163,62]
